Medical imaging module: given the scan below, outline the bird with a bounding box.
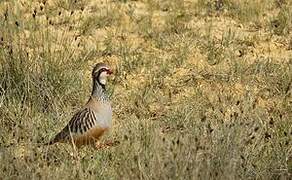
[47,63,113,148]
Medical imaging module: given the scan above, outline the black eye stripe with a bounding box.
[93,68,108,76]
[98,68,109,74]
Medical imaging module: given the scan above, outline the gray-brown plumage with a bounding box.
[47,63,113,148]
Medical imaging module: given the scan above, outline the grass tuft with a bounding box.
[0,0,291,179]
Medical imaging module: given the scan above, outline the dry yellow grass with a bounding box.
[0,0,291,179]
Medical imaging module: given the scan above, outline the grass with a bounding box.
[0,0,291,179]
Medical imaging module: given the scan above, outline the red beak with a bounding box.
[107,69,113,75]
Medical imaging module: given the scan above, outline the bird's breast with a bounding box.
[94,103,112,129]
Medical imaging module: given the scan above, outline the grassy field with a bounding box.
[0,0,291,179]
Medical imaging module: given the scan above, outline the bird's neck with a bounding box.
[91,79,108,102]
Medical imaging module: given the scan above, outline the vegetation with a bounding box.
[0,0,291,179]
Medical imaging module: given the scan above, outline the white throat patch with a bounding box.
[98,71,108,85]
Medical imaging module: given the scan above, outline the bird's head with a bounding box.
[92,63,113,86]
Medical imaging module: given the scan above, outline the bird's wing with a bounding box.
[48,107,97,144]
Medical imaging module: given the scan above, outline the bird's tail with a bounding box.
[44,130,69,146]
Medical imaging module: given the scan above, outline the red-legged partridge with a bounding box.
[47,63,113,148]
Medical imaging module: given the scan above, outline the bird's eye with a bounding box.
[101,68,112,75]
[95,68,106,75]
[101,68,108,72]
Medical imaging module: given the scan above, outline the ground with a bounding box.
[0,0,291,179]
